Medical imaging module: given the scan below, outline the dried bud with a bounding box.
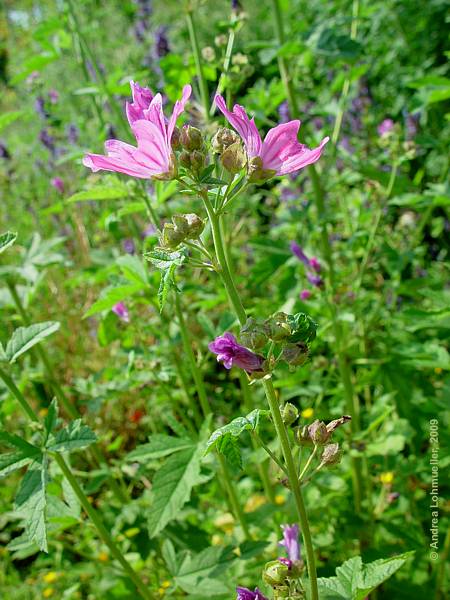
[239,318,268,350]
[263,560,289,587]
[281,342,309,367]
[211,127,240,153]
[180,125,204,151]
[308,420,330,445]
[320,443,342,467]
[293,425,312,446]
[221,140,247,174]
[281,403,299,426]
[179,150,191,168]
[326,415,351,434]
[160,223,185,249]
[248,156,276,182]
[172,213,205,240]
[265,312,291,342]
[215,34,227,47]
[171,126,181,150]
[201,46,216,62]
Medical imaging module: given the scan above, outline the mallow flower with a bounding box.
[279,523,301,562]
[208,332,264,372]
[112,302,130,323]
[236,587,268,600]
[83,81,191,180]
[215,94,329,180]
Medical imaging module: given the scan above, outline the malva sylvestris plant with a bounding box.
[82,79,347,599]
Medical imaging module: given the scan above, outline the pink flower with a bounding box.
[51,177,64,194]
[83,82,191,180]
[300,290,311,300]
[215,94,329,179]
[208,332,264,372]
[378,118,394,137]
[112,302,130,323]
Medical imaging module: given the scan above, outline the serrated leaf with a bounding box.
[46,420,97,453]
[0,430,42,478]
[5,322,60,363]
[174,545,235,593]
[158,263,176,311]
[66,185,128,203]
[216,435,242,470]
[44,399,58,439]
[317,552,414,600]
[147,445,203,538]
[144,248,186,270]
[83,284,144,318]
[206,409,267,452]
[0,452,34,479]
[0,431,42,457]
[0,231,17,254]
[15,461,49,552]
[127,435,195,462]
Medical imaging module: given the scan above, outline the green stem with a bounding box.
[174,294,251,539]
[299,445,318,482]
[53,454,152,600]
[270,0,298,118]
[6,280,128,503]
[0,368,150,599]
[186,10,210,121]
[263,379,319,600]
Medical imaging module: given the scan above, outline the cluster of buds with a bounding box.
[261,524,305,599]
[159,213,205,249]
[212,127,247,174]
[178,125,208,175]
[294,416,351,468]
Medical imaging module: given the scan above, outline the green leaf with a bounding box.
[5,322,60,363]
[144,248,186,270]
[0,452,34,479]
[0,112,23,133]
[46,420,97,453]
[174,545,235,594]
[83,284,144,318]
[116,255,149,286]
[147,445,203,538]
[0,231,17,254]
[44,399,59,440]
[158,263,176,311]
[66,185,129,203]
[0,431,42,458]
[317,552,414,600]
[15,461,49,552]
[126,435,195,462]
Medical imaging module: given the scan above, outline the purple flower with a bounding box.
[67,124,79,144]
[306,272,323,288]
[123,238,136,254]
[278,100,290,124]
[300,290,311,300]
[51,177,64,194]
[279,523,301,562]
[48,89,59,104]
[236,587,268,600]
[39,128,56,154]
[112,302,130,323]
[309,256,321,273]
[142,224,157,238]
[290,242,309,266]
[155,26,170,58]
[208,332,264,372]
[35,96,49,119]
[378,118,394,137]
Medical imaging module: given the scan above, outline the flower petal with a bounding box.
[260,120,301,170]
[215,95,262,158]
[167,84,192,144]
[277,136,329,175]
[126,81,154,124]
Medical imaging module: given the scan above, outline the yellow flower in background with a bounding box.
[98,551,109,562]
[43,588,54,598]
[275,494,286,505]
[214,512,235,534]
[211,534,223,546]
[244,494,266,513]
[43,572,58,583]
[301,407,314,419]
[434,367,442,374]
[38,407,48,418]
[161,581,171,589]
[380,471,394,485]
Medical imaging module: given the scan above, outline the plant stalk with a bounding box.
[186,10,210,121]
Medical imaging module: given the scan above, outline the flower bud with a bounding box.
[190,149,206,173]
[281,403,299,426]
[171,126,181,150]
[307,420,330,445]
[248,156,276,182]
[172,213,205,240]
[215,34,227,47]
[320,443,342,467]
[281,342,309,367]
[180,125,203,151]
[179,150,192,168]
[293,425,312,446]
[273,587,290,599]
[239,318,268,350]
[211,127,240,153]
[160,223,184,249]
[265,312,291,342]
[263,560,289,587]
[326,415,351,435]
[221,141,247,174]
[201,46,216,62]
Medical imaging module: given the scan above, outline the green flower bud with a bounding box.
[201,46,216,62]
[263,560,289,587]
[160,223,185,249]
[281,402,299,426]
[293,425,312,446]
[286,313,317,344]
[172,213,205,240]
[248,156,276,182]
[273,587,291,599]
[308,420,330,445]
[320,442,342,467]
[281,342,309,367]
[179,150,192,168]
[211,127,240,153]
[190,149,206,173]
[221,141,247,174]
[265,312,291,342]
[239,317,268,350]
[180,125,203,151]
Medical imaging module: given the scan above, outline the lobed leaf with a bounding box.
[46,420,97,453]
[5,322,60,363]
